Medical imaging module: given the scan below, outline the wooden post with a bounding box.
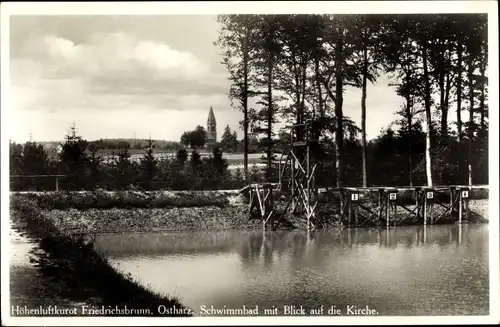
[458,189,463,224]
[415,190,420,221]
[355,201,358,227]
[429,194,433,225]
[269,187,274,228]
[385,191,390,229]
[55,175,59,192]
[449,187,453,211]
[340,190,344,225]
[429,203,433,225]
[348,193,352,228]
[458,223,462,245]
[423,192,427,225]
[378,190,382,224]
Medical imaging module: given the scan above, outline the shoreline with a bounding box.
[9,196,193,317]
[10,191,489,234]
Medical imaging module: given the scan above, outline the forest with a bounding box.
[214,13,488,187]
[9,14,488,191]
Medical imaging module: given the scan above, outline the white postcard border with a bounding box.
[1,1,498,326]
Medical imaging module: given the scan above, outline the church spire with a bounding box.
[207,105,217,145]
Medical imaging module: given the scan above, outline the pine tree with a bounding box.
[140,138,158,190]
[114,146,136,190]
[215,14,260,182]
[59,124,89,190]
[190,150,203,189]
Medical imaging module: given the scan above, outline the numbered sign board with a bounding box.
[426,191,434,199]
[351,193,359,201]
[461,190,469,198]
[389,192,397,201]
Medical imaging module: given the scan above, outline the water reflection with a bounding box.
[94,224,489,316]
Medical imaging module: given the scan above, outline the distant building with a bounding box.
[206,106,217,146]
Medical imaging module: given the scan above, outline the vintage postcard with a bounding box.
[1,1,499,326]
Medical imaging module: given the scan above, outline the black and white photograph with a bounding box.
[1,1,499,325]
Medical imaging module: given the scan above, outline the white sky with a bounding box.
[5,14,436,143]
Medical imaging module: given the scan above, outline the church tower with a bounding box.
[206,106,217,145]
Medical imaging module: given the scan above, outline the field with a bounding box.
[101,151,273,169]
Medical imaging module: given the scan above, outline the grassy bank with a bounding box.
[11,189,488,234]
[20,189,230,210]
[9,197,192,316]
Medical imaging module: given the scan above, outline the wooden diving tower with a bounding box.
[239,121,486,230]
[240,122,319,230]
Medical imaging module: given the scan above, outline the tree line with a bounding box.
[9,126,244,191]
[9,14,489,191]
[215,14,488,187]
[180,124,263,153]
[9,120,488,192]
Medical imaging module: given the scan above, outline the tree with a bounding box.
[380,15,423,186]
[463,15,487,185]
[180,131,191,148]
[87,139,103,190]
[351,14,383,187]
[9,141,24,175]
[59,124,89,190]
[220,125,238,152]
[321,15,358,187]
[189,150,203,189]
[233,167,244,188]
[180,126,207,149]
[170,148,188,190]
[215,14,260,182]
[212,147,229,178]
[418,18,436,187]
[113,146,136,189]
[252,15,283,181]
[139,138,158,190]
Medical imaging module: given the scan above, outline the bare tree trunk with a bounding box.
[479,60,486,130]
[335,38,344,187]
[439,71,446,138]
[443,70,451,135]
[314,56,324,118]
[468,62,475,186]
[405,92,413,187]
[422,44,433,187]
[243,26,249,182]
[266,50,273,181]
[361,46,368,187]
[456,40,464,183]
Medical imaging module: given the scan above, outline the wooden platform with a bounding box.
[242,183,487,230]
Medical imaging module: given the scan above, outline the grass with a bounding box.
[10,197,192,316]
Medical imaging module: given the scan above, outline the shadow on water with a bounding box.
[9,224,89,310]
[93,224,489,316]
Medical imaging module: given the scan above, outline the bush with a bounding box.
[15,190,230,211]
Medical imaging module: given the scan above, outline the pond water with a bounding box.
[93,224,489,316]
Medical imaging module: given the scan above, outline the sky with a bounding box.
[8,15,405,143]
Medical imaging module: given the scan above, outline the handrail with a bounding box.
[10,174,66,177]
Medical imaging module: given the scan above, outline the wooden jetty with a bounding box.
[240,122,488,231]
